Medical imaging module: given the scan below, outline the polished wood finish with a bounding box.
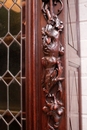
[26,0,42,130]
[41,0,65,130]
[25,0,81,130]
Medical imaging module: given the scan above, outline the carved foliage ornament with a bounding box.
[41,0,64,130]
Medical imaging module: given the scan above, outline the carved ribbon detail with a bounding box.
[41,0,64,129]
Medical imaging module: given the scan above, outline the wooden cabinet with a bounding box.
[25,0,82,130]
[0,0,81,130]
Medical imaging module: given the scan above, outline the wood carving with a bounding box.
[41,0,64,129]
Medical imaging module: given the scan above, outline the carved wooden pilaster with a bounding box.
[41,0,64,129]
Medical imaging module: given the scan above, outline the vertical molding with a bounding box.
[26,0,41,130]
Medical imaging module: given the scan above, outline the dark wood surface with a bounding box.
[25,0,82,130]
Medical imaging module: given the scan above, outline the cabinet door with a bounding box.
[0,0,26,130]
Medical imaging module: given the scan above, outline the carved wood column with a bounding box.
[41,0,65,130]
[25,0,66,130]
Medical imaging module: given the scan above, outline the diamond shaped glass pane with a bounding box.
[3,33,14,46]
[9,41,20,76]
[3,71,13,84]
[3,111,13,123]
[9,80,21,111]
[0,42,7,76]
[0,118,7,130]
[0,6,8,37]
[4,0,14,9]
[0,80,7,110]
[10,5,21,36]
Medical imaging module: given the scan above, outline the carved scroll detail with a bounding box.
[41,0,64,129]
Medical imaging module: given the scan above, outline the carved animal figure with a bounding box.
[41,1,64,130]
[42,14,64,93]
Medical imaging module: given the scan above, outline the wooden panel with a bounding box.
[68,67,79,130]
[64,0,82,130]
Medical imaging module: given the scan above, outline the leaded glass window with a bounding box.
[0,0,26,129]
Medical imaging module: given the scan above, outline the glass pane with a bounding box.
[10,5,21,35]
[0,119,7,130]
[0,80,7,110]
[0,0,26,129]
[9,41,20,76]
[9,120,21,130]
[3,71,13,84]
[3,111,13,123]
[0,42,7,76]
[0,6,8,37]
[9,80,21,111]
[3,33,14,46]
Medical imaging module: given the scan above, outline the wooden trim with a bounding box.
[25,0,42,130]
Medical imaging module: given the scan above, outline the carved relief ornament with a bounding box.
[41,0,64,130]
